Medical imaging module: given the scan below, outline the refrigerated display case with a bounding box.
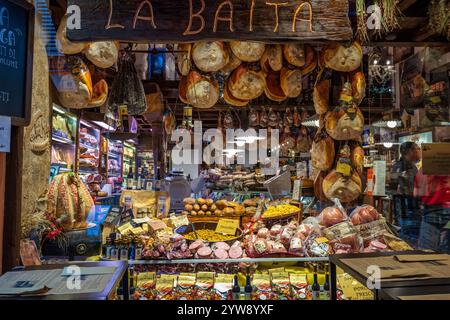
[51,104,77,173]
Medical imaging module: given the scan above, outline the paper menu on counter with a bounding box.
[0,268,115,296]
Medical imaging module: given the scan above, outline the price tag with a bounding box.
[215,218,240,236]
[337,273,373,300]
[292,180,301,201]
[336,158,352,177]
[444,221,450,230]
[0,116,11,153]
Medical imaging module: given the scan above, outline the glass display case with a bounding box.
[78,121,101,174]
[51,104,77,173]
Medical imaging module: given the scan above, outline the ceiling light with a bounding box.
[373,59,378,65]
[383,143,393,148]
[93,121,115,131]
[387,121,398,129]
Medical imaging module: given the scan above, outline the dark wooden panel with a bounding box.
[66,0,352,42]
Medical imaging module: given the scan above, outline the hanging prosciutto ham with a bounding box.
[176,43,192,76]
[260,44,283,72]
[228,64,266,100]
[230,41,265,62]
[265,71,287,102]
[313,79,330,115]
[84,41,119,69]
[351,71,366,106]
[249,108,260,128]
[322,170,362,203]
[283,43,306,67]
[221,50,242,75]
[223,81,249,107]
[186,71,219,109]
[325,83,364,141]
[192,41,229,73]
[300,46,318,75]
[322,42,363,72]
[351,145,365,175]
[280,67,302,98]
[311,130,335,171]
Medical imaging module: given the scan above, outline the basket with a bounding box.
[175,221,243,245]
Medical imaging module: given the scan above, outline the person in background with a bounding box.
[390,142,422,247]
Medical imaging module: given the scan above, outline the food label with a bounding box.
[337,273,373,300]
[216,219,240,236]
[315,237,329,244]
[117,222,133,235]
[336,158,352,177]
[292,180,301,201]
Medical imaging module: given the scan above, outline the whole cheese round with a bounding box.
[230,41,265,62]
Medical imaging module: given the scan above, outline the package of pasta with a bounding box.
[176,273,196,300]
[195,272,216,300]
[271,272,291,300]
[289,273,311,300]
[212,274,234,300]
[134,272,156,300]
[155,277,176,300]
[252,274,275,300]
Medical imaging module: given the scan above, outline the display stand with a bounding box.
[329,251,450,300]
[0,260,128,300]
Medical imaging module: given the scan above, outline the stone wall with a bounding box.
[20,0,51,237]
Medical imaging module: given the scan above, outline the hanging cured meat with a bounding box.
[84,41,119,69]
[228,65,266,100]
[58,56,92,109]
[89,79,109,107]
[314,171,328,202]
[325,108,364,141]
[192,41,229,73]
[300,46,318,75]
[107,53,147,115]
[283,43,306,67]
[249,108,260,128]
[265,71,287,102]
[186,71,219,109]
[178,75,189,104]
[283,108,293,128]
[221,50,242,75]
[164,110,176,135]
[351,71,366,106]
[260,44,283,72]
[351,145,365,175]
[176,43,192,76]
[280,127,296,156]
[280,67,302,98]
[260,108,269,128]
[46,173,94,231]
[268,108,278,128]
[296,126,311,153]
[311,130,335,171]
[223,111,234,130]
[325,83,364,141]
[230,41,266,62]
[223,81,249,107]
[56,15,87,54]
[293,107,301,127]
[313,79,330,115]
[322,170,362,203]
[322,42,363,72]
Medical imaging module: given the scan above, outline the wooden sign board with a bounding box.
[0,0,34,126]
[422,143,450,176]
[66,0,352,42]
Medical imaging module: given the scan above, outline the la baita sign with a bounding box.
[66,0,352,42]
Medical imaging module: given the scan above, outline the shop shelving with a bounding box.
[103,257,329,265]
